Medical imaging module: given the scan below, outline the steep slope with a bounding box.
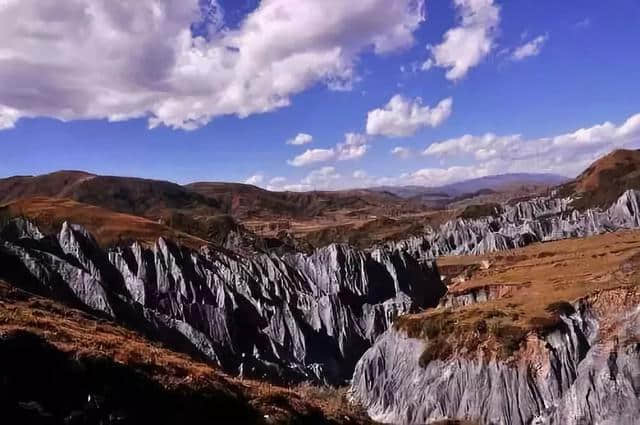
[0,170,95,202]
[0,197,207,249]
[0,218,444,385]
[0,171,221,218]
[0,280,374,425]
[394,189,640,258]
[558,149,640,209]
[351,230,640,425]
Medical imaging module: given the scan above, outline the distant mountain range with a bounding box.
[3,151,639,250]
[370,172,569,199]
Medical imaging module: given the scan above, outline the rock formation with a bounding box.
[394,189,640,258]
[350,290,640,425]
[0,218,443,385]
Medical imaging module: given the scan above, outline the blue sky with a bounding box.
[1,0,639,190]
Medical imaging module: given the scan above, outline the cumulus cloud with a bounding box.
[244,173,264,185]
[0,105,21,130]
[288,132,369,165]
[287,148,336,167]
[427,0,500,80]
[423,112,640,177]
[278,112,640,191]
[391,146,411,158]
[512,34,548,61]
[0,0,425,130]
[353,169,368,179]
[286,133,313,145]
[336,132,369,160]
[265,176,287,191]
[299,166,342,190]
[366,95,452,137]
[407,164,493,186]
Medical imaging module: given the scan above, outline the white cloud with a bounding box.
[420,58,433,71]
[287,132,370,165]
[0,0,425,130]
[281,183,313,192]
[423,112,640,177]
[244,173,264,185]
[265,176,287,191]
[262,112,640,191]
[408,164,493,186]
[287,148,336,167]
[286,133,313,145]
[512,34,548,61]
[353,169,368,179]
[0,105,21,130]
[366,95,452,137]
[337,132,369,160]
[338,144,369,160]
[391,146,411,158]
[427,0,500,80]
[301,166,341,189]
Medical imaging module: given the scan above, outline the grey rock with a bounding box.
[0,219,444,384]
[350,293,640,425]
[395,190,640,258]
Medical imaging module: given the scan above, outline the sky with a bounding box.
[1,0,639,191]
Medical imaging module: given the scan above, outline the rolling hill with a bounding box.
[558,149,640,209]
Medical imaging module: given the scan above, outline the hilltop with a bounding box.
[559,149,640,209]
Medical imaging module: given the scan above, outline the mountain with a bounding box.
[4,150,640,424]
[0,280,375,425]
[370,173,568,200]
[0,172,429,250]
[558,149,640,209]
[186,182,413,219]
[0,196,207,249]
[437,172,568,196]
[0,171,222,219]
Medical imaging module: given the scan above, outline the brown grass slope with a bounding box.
[396,228,640,364]
[0,197,206,249]
[0,171,222,220]
[186,182,416,219]
[558,149,640,209]
[0,280,375,425]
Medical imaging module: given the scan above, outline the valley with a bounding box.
[2,149,640,424]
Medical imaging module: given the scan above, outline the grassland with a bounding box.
[396,229,640,363]
[0,280,373,424]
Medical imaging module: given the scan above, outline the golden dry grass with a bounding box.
[0,280,373,424]
[396,229,640,361]
[1,196,206,249]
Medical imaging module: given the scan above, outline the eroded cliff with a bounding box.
[0,218,444,384]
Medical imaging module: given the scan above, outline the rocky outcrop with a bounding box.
[395,190,640,258]
[0,218,444,385]
[438,284,512,308]
[350,292,640,425]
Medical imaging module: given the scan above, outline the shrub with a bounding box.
[545,301,576,317]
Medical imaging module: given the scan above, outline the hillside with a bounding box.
[559,149,640,209]
[0,280,373,425]
[0,197,207,249]
[186,182,414,219]
[351,228,640,424]
[370,173,567,200]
